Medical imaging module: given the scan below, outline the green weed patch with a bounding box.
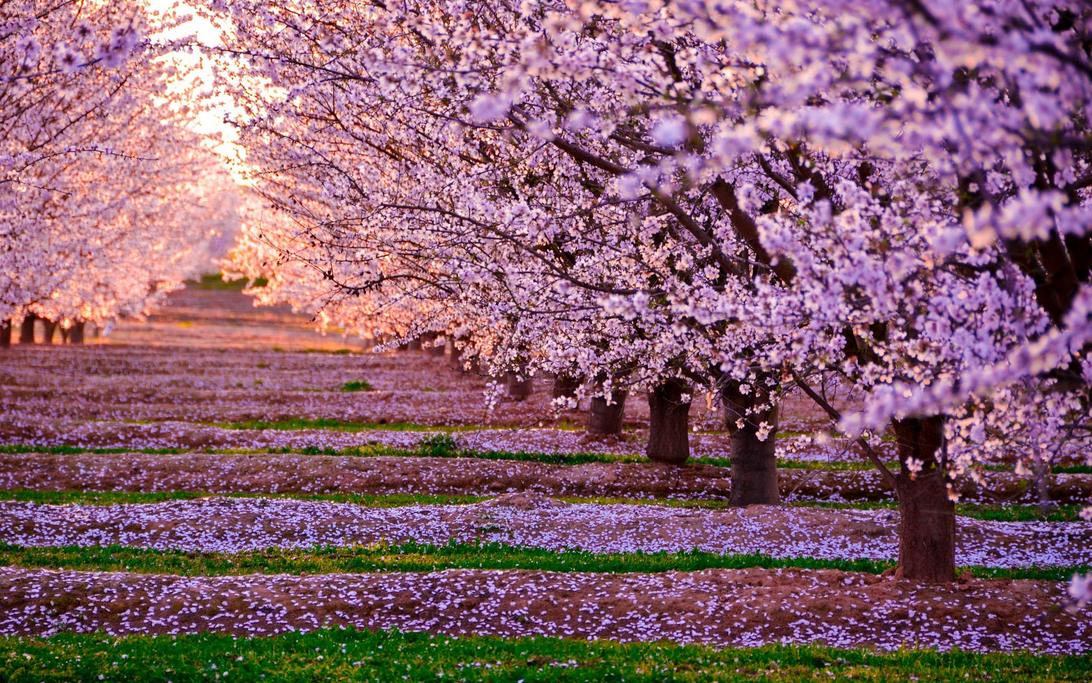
[0,541,1083,581]
[1,628,1089,682]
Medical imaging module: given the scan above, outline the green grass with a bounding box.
[0,489,1083,522]
[1,441,1087,479]
[0,442,650,466]
[4,629,1089,683]
[340,380,374,392]
[0,490,489,507]
[788,500,1088,523]
[212,419,490,433]
[1053,464,1092,474]
[191,273,268,290]
[0,541,1083,581]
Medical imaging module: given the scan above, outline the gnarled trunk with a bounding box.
[647,377,691,465]
[892,416,955,583]
[69,322,85,345]
[0,321,10,348]
[41,319,56,345]
[19,314,37,344]
[723,378,780,506]
[506,371,533,400]
[588,389,627,436]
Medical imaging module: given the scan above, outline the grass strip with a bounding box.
[2,442,1087,476]
[0,442,872,470]
[0,440,689,467]
[0,489,1084,522]
[0,541,1084,581]
[4,628,1090,683]
[212,418,492,433]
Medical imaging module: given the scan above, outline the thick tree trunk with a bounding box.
[19,314,37,344]
[551,375,581,400]
[588,389,627,435]
[429,337,446,356]
[506,371,533,400]
[892,416,955,583]
[0,321,10,348]
[406,338,421,352]
[41,319,56,345]
[722,378,780,506]
[69,322,85,345]
[646,377,691,465]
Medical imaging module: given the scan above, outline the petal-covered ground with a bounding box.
[3,494,1089,567]
[2,566,1088,653]
[2,284,1089,661]
[5,451,1091,504]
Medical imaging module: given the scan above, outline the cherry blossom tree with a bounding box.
[0,0,235,344]
[209,0,1092,584]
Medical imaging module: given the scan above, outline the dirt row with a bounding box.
[3,452,1091,504]
[2,566,1087,653]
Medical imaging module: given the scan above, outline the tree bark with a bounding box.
[429,336,447,356]
[0,321,10,348]
[406,338,421,352]
[588,389,627,435]
[19,314,37,344]
[69,322,85,345]
[646,377,691,465]
[551,375,581,400]
[506,371,533,400]
[723,378,780,506]
[41,319,56,345]
[449,339,469,371]
[892,416,955,583]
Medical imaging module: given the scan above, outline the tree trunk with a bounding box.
[551,375,581,400]
[723,378,780,506]
[892,416,955,583]
[506,371,533,400]
[41,319,56,345]
[646,377,691,465]
[19,314,37,344]
[69,322,85,345]
[0,321,11,348]
[406,338,421,352]
[429,337,447,356]
[588,389,627,435]
[449,340,468,371]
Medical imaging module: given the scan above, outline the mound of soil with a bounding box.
[2,566,1087,653]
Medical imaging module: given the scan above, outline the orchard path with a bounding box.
[0,279,1089,653]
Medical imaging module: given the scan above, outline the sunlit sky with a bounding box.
[145,0,246,181]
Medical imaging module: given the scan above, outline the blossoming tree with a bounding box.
[0,0,235,343]
[210,0,1092,584]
